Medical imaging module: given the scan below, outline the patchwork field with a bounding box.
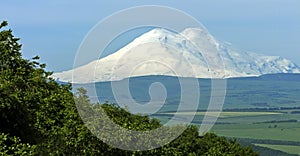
[255,144,300,155]
[212,122,300,142]
[152,109,300,155]
[161,111,283,118]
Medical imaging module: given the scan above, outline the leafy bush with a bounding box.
[0,133,36,155]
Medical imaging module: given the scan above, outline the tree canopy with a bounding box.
[0,21,258,155]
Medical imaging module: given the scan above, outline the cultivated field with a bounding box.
[152,108,300,155]
[255,144,300,155]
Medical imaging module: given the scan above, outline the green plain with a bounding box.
[255,144,300,155]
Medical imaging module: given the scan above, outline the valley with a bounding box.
[73,74,300,155]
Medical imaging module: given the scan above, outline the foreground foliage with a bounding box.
[0,21,258,155]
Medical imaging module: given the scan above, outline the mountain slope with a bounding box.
[53,28,300,83]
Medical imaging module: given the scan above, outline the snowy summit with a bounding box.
[53,28,300,83]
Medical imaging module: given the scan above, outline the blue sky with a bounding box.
[1,0,300,72]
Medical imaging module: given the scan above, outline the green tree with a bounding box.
[0,133,36,156]
[0,21,258,155]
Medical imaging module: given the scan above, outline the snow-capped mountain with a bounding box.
[53,28,300,83]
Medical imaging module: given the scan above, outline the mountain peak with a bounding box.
[132,28,179,45]
[53,28,300,83]
[147,28,174,35]
[181,27,208,37]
